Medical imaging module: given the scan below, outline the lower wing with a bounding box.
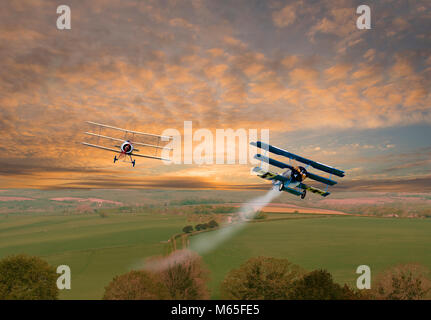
[82,142,120,153]
[131,152,170,161]
[252,167,290,183]
[82,142,170,161]
[298,182,330,197]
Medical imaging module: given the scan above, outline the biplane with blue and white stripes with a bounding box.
[251,141,345,199]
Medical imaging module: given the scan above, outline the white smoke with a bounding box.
[137,188,281,272]
[142,249,197,272]
[189,188,281,254]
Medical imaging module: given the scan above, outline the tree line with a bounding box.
[0,253,430,300]
[182,219,219,233]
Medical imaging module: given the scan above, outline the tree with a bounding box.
[0,254,59,300]
[221,256,305,299]
[104,250,210,300]
[195,224,202,231]
[151,250,210,300]
[208,220,219,228]
[289,269,358,300]
[103,270,170,300]
[182,225,193,233]
[370,263,431,300]
[201,223,209,230]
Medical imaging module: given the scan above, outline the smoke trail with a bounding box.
[138,188,281,271]
[189,188,281,254]
[142,249,198,273]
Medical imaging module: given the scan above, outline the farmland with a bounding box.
[191,215,431,298]
[0,189,430,299]
[0,212,187,299]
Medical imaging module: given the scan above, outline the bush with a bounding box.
[253,211,267,220]
[182,225,193,233]
[0,254,59,300]
[370,263,431,300]
[289,269,359,300]
[103,270,170,300]
[195,221,217,231]
[208,220,219,228]
[221,256,305,299]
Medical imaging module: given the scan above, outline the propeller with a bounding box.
[292,166,307,182]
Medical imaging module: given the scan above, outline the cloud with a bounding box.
[0,0,429,189]
[333,175,431,192]
[0,158,116,176]
[272,4,297,28]
[58,176,217,189]
[309,7,356,38]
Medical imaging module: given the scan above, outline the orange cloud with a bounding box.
[0,0,429,189]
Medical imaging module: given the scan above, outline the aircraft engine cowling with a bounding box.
[121,141,134,154]
[292,166,307,182]
[298,166,307,176]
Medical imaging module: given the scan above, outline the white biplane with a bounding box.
[82,121,172,167]
[251,141,345,199]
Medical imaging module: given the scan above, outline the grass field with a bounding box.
[1,210,430,299]
[191,215,431,298]
[0,213,187,299]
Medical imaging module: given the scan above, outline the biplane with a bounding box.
[251,141,345,199]
[82,121,172,167]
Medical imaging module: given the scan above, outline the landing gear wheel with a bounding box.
[132,160,136,167]
[114,156,118,163]
[300,190,306,199]
[278,183,284,192]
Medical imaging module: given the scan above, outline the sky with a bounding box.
[0,0,430,191]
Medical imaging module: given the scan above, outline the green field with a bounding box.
[192,216,431,298]
[0,213,188,299]
[0,211,430,299]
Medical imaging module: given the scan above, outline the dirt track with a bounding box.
[229,203,350,216]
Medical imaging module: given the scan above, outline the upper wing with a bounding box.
[86,121,172,140]
[82,142,170,161]
[82,142,120,154]
[254,154,295,171]
[84,132,173,150]
[255,154,338,186]
[251,141,345,177]
[304,172,337,186]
